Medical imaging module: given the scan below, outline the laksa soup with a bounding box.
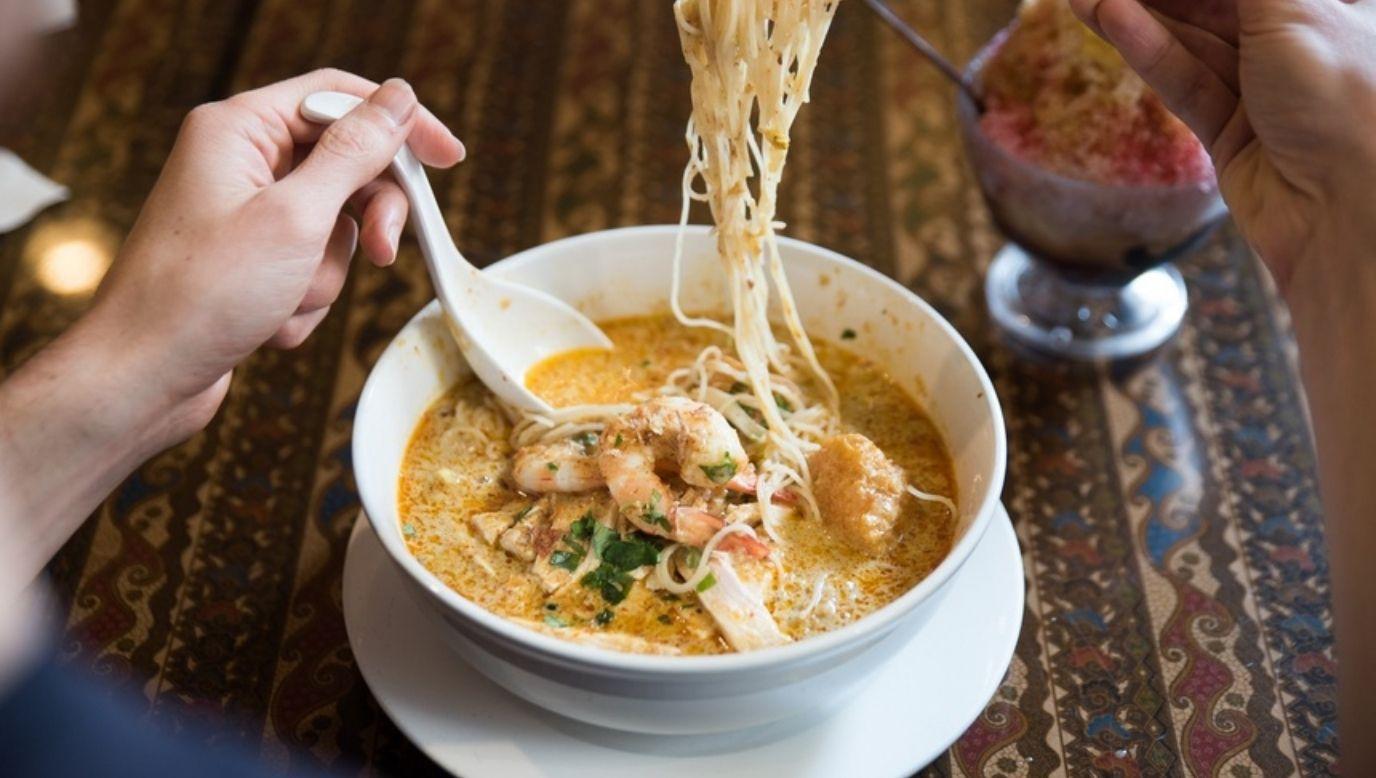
[397,316,957,655]
[397,0,957,657]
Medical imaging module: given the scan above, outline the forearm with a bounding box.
[0,307,193,585]
[1285,215,1376,774]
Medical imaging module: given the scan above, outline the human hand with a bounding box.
[1068,0,1376,293]
[1069,4,1376,773]
[86,69,464,438]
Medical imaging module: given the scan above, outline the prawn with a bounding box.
[511,422,793,506]
[599,397,770,556]
[511,435,603,493]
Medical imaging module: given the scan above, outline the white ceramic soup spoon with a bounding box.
[301,90,611,414]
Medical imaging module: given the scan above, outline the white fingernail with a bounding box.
[388,216,403,259]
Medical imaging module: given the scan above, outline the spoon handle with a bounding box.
[300,91,478,292]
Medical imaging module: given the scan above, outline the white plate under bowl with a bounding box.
[342,504,1024,777]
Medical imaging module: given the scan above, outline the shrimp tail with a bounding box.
[673,506,771,559]
[716,532,772,559]
[670,506,720,545]
[725,472,799,506]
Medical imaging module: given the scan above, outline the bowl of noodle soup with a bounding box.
[353,225,1006,735]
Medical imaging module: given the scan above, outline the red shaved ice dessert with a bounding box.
[978,0,1213,187]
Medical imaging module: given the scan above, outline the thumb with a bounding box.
[283,78,418,214]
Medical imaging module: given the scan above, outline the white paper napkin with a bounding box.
[0,150,68,234]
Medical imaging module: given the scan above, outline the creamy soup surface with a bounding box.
[398,315,956,654]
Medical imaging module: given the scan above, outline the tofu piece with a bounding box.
[808,433,905,554]
[529,495,616,593]
[498,503,546,563]
[469,501,530,546]
[546,493,615,535]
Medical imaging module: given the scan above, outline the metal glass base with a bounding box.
[985,245,1188,361]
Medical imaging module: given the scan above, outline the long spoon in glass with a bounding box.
[862,0,985,113]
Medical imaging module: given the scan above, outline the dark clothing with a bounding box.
[0,653,337,777]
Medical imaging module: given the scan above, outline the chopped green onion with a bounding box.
[543,614,568,628]
[657,614,672,625]
[595,609,614,627]
[841,327,857,340]
[546,461,559,472]
[695,572,717,593]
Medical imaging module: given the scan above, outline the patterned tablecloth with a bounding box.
[0,1,1337,775]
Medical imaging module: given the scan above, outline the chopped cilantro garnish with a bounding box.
[572,431,599,454]
[546,461,559,472]
[594,609,614,627]
[695,572,718,593]
[841,327,857,340]
[575,526,663,605]
[569,513,597,541]
[699,452,738,484]
[657,614,672,625]
[591,522,618,558]
[774,393,793,412]
[549,549,581,571]
[543,614,568,628]
[642,491,670,530]
[515,505,533,520]
[550,514,602,571]
[600,534,660,570]
[581,565,633,604]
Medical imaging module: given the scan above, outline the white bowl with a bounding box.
[353,225,1007,735]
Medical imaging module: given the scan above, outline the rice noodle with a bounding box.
[906,483,958,517]
[799,573,828,619]
[671,0,843,511]
[508,403,633,448]
[650,521,762,594]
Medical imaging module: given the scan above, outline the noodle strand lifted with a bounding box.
[405,0,967,654]
[670,0,842,512]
